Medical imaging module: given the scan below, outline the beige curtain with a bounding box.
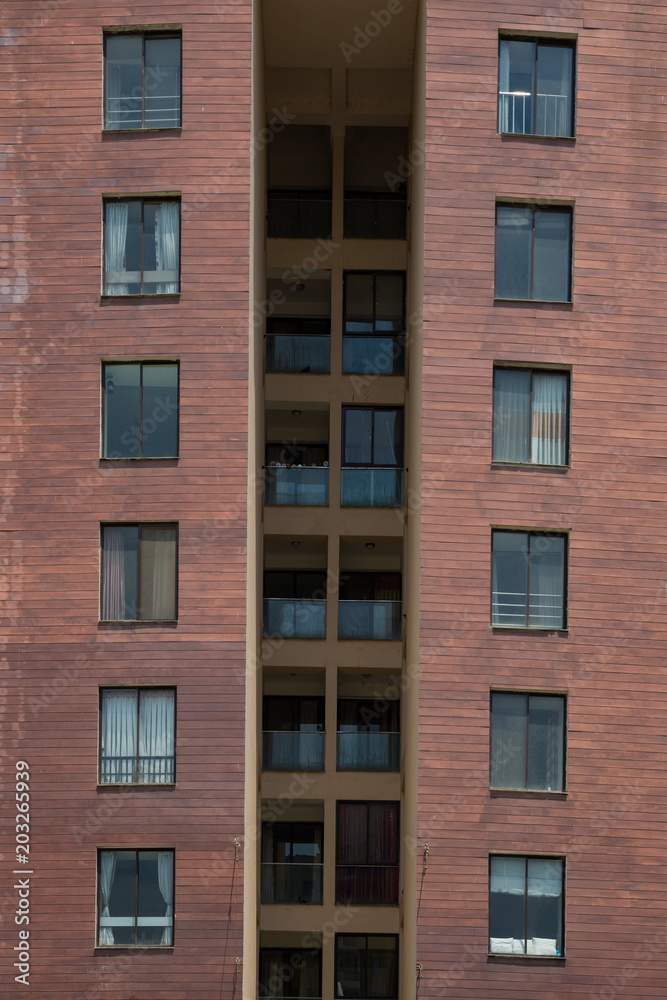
[140,527,177,619]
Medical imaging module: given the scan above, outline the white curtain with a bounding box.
[529,540,564,628]
[155,202,179,293]
[102,527,126,620]
[157,851,174,946]
[498,41,510,131]
[99,851,117,946]
[101,690,137,782]
[139,691,175,782]
[105,202,129,294]
[493,369,530,462]
[531,373,567,465]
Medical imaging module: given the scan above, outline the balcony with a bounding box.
[337,732,400,772]
[265,467,329,506]
[267,190,332,239]
[263,599,326,639]
[99,754,175,784]
[261,862,323,904]
[338,600,402,640]
[335,864,400,906]
[265,320,331,374]
[340,468,403,508]
[343,191,407,240]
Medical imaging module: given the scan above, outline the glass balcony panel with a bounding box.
[343,195,406,239]
[261,863,324,904]
[340,468,403,508]
[335,865,400,905]
[263,599,326,639]
[267,191,332,239]
[266,334,331,374]
[262,731,325,771]
[342,335,405,376]
[336,732,400,772]
[265,467,329,506]
[338,601,402,640]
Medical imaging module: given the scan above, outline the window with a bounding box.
[103,362,179,459]
[101,523,177,622]
[337,699,400,772]
[495,204,572,303]
[98,849,174,947]
[492,368,569,465]
[267,125,332,238]
[343,272,406,375]
[259,947,322,999]
[263,695,325,771]
[499,37,574,138]
[341,407,404,507]
[336,801,399,905]
[100,688,175,784]
[263,570,327,639]
[489,856,564,956]
[104,199,180,296]
[261,822,324,904]
[490,692,565,792]
[335,935,398,999]
[104,33,181,130]
[491,530,566,629]
[344,126,408,239]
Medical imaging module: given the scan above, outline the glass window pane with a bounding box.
[528,534,565,628]
[373,410,403,467]
[141,365,179,457]
[537,45,573,137]
[145,37,181,128]
[527,858,562,948]
[492,531,528,626]
[101,689,138,782]
[137,850,170,946]
[489,856,526,947]
[104,364,141,458]
[337,937,366,999]
[124,200,142,295]
[491,693,527,788]
[139,526,177,620]
[106,850,136,945]
[374,275,404,332]
[105,35,142,129]
[528,695,565,791]
[102,525,138,620]
[531,372,568,465]
[499,39,535,134]
[533,209,571,302]
[344,409,373,465]
[294,571,326,600]
[366,937,397,999]
[496,206,532,299]
[142,203,158,292]
[493,369,531,462]
[345,275,374,332]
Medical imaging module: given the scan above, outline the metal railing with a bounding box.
[340,468,403,508]
[492,591,564,628]
[263,599,327,639]
[261,863,324,904]
[100,754,175,783]
[106,95,181,130]
[262,731,325,771]
[265,467,329,506]
[498,91,569,136]
[336,732,400,772]
[338,600,402,640]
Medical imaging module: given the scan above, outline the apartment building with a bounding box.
[4,2,667,999]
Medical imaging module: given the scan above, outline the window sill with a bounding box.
[488,952,564,960]
[100,294,180,301]
[491,626,568,635]
[102,127,182,135]
[95,945,174,952]
[489,787,567,798]
[99,620,178,626]
[100,457,179,463]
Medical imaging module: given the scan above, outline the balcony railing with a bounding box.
[267,190,332,239]
[498,91,569,137]
[492,592,564,629]
[343,193,407,239]
[265,333,331,374]
[265,467,329,506]
[263,731,325,771]
[263,599,327,639]
[338,600,402,640]
[99,754,175,784]
[340,468,403,508]
[261,863,324,904]
[106,96,181,130]
[342,334,405,376]
[335,865,400,905]
[337,732,400,772]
